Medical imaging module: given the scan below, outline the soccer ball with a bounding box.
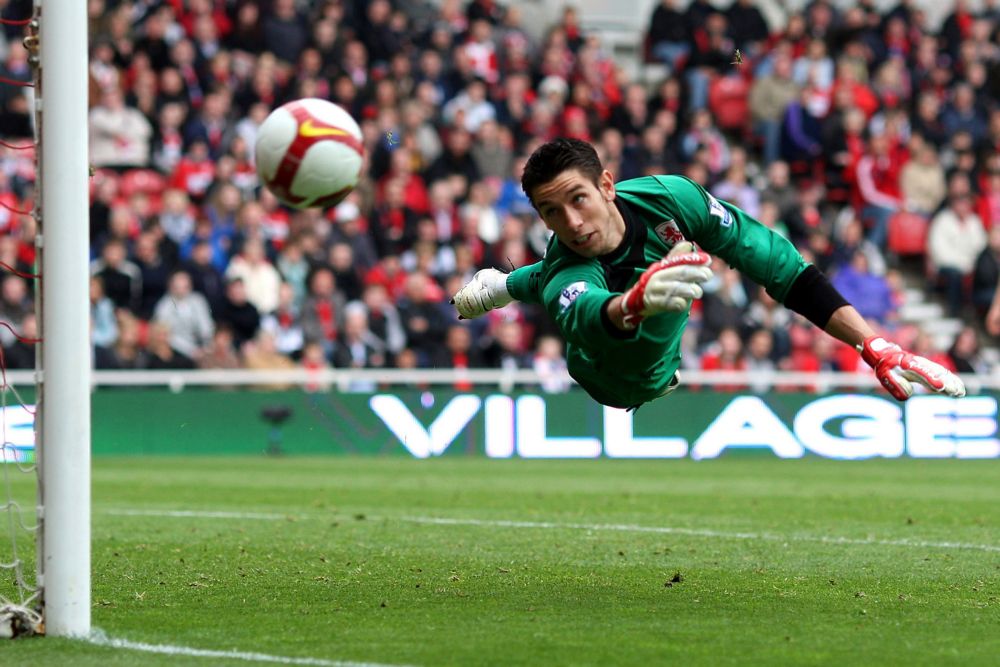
[254,98,364,209]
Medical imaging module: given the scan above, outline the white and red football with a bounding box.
[254,98,364,209]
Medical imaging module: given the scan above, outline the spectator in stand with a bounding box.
[698,262,749,347]
[928,192,988,316]
[102,310,140,370]
[370,178,419,257]
[263,0,308,65]
[685,11,733,112]
[727,0,770,57]
[481,319,531,371]
[180,240,226,314]
[750,53,800,166]
[977,168,1000,231]
[681,109,730,177]
[261,282,304,360]
[610,83,651,147]
[430,324,481,389]
[326,242,363,303]
[131,231,171,320]
[0,274,31,349]
[424,127,482,199]
[948,325,984,375]
[443,77,497,134]
[532,335,570,393]
[242,331,296,388]
[141,322,196,370]
[700,327,747,391]
[972,224,1000,317]
[829,210,887,276]
[89,87,154,170]
[90,276,118,354]
[216,278,260,349]
[779,87,824,167]
[300,341,331,392]
[361,283,407,365]
[855,132,904,249]
[328,201,379,275]
[151,102,187,176]
[198,325,241,370]
[332,302,388,370]
[647,0,690,73]
[158,188,197,248]
[471,119,513,181]
[942,82,988,145]
[301,267,346,359]
[745,328,777,393]
[742,287,793,361]
[900,139,947,217]
[831,250,896,325]
[184,89,233,160]
[712,148,760,220]
[225,238,281,315]
[792,38,835,91]
[911,90,948,149]
[91,239,142,314]
[152,269,215,362]
[170,139,216,202]
[3,313,35,370]
[396,271,449,367]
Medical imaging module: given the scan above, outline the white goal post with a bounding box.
[36,0,91,638]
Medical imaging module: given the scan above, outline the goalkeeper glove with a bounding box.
[858,336,966,401]
[620,248,713,329]
[450,268,513,319]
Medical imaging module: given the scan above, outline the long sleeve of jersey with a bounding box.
[506,262,543,304]
[508,259,638,349]
[617,175,808,302]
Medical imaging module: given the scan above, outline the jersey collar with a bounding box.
[599,197,643,263]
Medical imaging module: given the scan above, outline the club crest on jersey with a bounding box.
[654,219,686,247]
[707,195,734,227]
[559,281,587,313]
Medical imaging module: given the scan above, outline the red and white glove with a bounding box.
[858,336,966,401]
[451,268,513,319]
[620,248,713,329]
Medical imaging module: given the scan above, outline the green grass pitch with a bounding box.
[2,456,999,666]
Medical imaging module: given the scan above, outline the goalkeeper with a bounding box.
[452,138,965,409]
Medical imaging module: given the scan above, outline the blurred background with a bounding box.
[0,0,998,388]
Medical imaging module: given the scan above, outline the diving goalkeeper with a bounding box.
[451,138,966,409]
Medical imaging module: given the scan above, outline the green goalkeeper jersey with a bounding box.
[506,174,808,408]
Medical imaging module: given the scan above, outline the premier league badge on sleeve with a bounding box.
[559,281,587,313]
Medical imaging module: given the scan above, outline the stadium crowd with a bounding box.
[0,0,998,386]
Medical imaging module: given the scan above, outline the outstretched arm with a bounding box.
[450,262,544,319]
[825,304,965,400]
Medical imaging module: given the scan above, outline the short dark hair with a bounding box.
[521,138,603,205]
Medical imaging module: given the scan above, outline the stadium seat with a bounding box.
[120,169,168,198]
[887,211,929,256]
[708,75,750,133]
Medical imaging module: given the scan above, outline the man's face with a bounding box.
[530,168,623,257]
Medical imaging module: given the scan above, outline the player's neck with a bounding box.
[605,198,627,251]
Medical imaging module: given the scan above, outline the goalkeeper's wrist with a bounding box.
[606,295,640,332]
[858,336,900,368]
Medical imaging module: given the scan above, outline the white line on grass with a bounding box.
[108,508,290,520]
[397,515,1000,554]
[102,508,1000,553]
[86,630,415,667]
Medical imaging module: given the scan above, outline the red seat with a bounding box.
[887,211,928,256]
[120,169,167,198]
[708,75,750,132]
